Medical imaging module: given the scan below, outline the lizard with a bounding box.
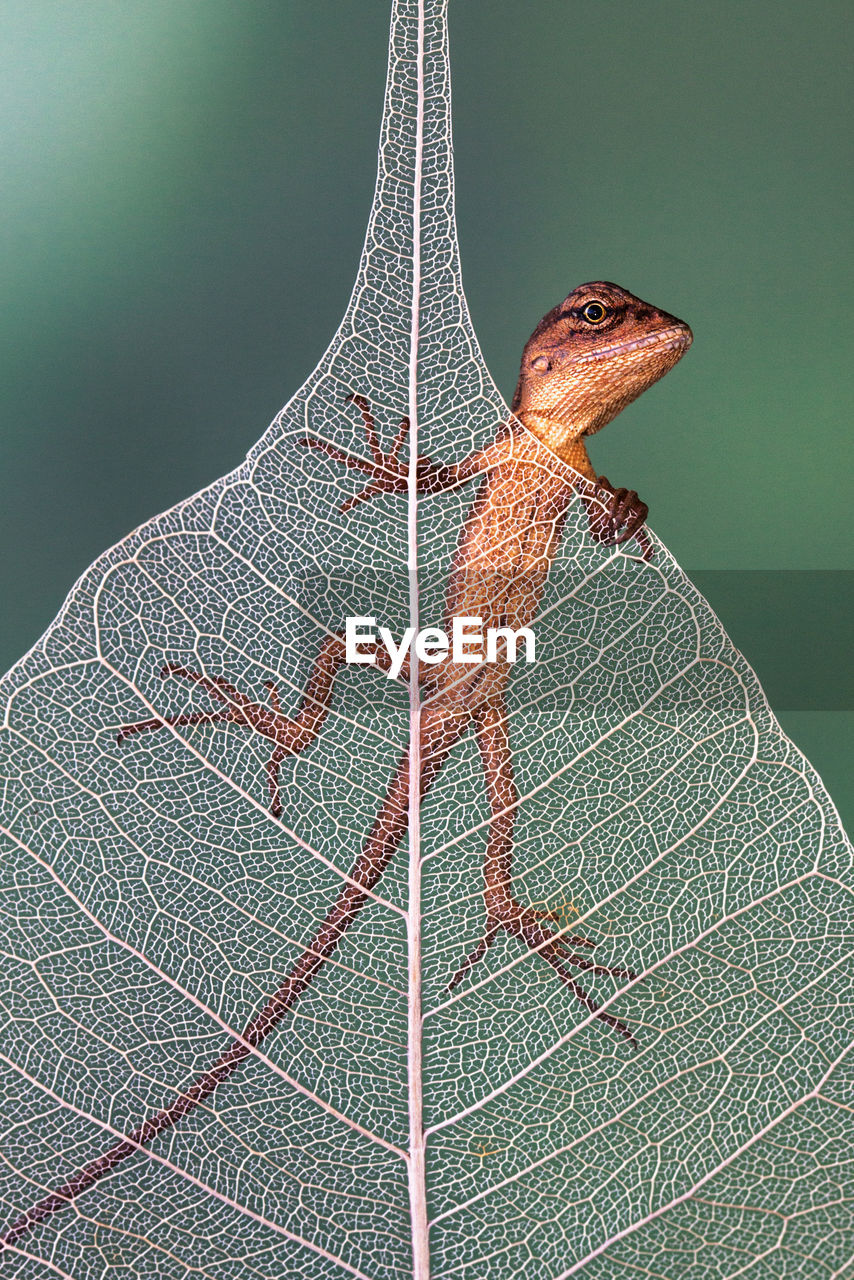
[2,281,691,1245]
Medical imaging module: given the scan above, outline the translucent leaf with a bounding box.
[1,3,851,1278]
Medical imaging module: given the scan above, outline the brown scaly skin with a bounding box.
[3,284,690,1247]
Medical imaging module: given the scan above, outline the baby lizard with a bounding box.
[3,281,691,1245]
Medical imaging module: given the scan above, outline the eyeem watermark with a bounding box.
[346,616,535,680]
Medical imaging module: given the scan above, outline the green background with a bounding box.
[1,1,851,829]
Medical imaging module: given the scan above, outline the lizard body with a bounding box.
[3,282,691,1245]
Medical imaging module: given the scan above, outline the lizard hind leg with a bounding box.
[447,696,638,1046]
[117,637,352,819]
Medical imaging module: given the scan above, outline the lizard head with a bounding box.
[512,282,692,451]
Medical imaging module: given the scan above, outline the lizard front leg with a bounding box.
[577,474,654,561]
[447,695,638,1047]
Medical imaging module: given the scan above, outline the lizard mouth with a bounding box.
[574,323,693,364]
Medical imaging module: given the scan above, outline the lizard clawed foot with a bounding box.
[579,475,654,562]
[116,671,236,745]
[447,898,637,1046]
[298,394,436,512]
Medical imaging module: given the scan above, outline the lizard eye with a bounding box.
[580,300,608,324]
